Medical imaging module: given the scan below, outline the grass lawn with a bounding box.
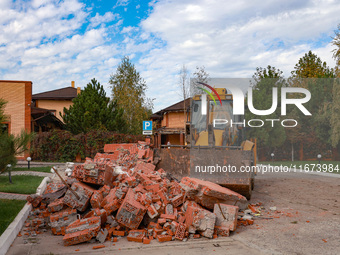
[0,199,27,235]
[0,175,44,194]
[258,161,340,174]
[12,166,52,173]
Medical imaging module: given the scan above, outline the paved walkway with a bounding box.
[0,192,28,200]
[0,171,53,177]
[0,171,54,201]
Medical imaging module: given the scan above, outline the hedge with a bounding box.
[31,130,144,162]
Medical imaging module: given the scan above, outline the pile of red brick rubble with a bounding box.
[25,141,250,247]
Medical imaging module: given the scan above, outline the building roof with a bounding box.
[31,106,55,115]
[32,87,77,100]
[154,98,191,115]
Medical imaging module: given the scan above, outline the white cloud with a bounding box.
[114,0,129,8]
[1,0,340,113]
[90,12,117,28]
[137,0,339,111]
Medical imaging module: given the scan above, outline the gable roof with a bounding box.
[32,87,77,100]
[154,98,191,115]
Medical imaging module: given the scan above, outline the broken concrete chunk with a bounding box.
[213,203,238,232]
[63,216,101,246]
[26,194,42,208]
[50,208,77,236]
[48,198,64,213]
[96,228,108,243]
[180,177,248,210]
[116,188,147,229]
[185,205,216,238]
[63,182,95,212]
[127,229,146,242]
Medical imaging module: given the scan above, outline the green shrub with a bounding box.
[31,130,144,162]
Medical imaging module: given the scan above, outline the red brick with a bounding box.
[147,222,158,229]
[50,208,77,236]
[82,163,105,185]
[140,193,152,207]
[165,204,174,215]
[43,183,66,195]
[157,190,169,205]
[134,184,146,194]
[116,188,146,229]
[214,226,230,237]
[160,214,176,221]
[157,235,172,242]
[104,143,136,155]
[101,188,122,214]
[127,230,146,242]
[99,185,111,198]
[48,198,64,213]
[93,208,107,226]
[154,228,163,235]
[112,230,125,236]
[63,182,96,212]
[185,206,216,238]
[63,216,101,246]
[144,183,160,193]
[26,195,42,208]
[157,218,167,225]
[180,177,247,210]
[134,162,155,174]
[147,204,159,219]
[90,191,103,209]
[174,223,186,240]
[143,238,151,244]
[92,245,105,249]
[166,229,174,236]
[171,194,184,208]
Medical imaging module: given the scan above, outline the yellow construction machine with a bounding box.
[154,87,256,199]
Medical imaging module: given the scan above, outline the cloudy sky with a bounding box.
[1,0,340,111]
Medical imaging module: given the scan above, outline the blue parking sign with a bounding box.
[143,121,152,135]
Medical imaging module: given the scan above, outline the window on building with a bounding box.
[1,123,9,134]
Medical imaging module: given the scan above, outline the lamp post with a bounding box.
[271,153,275,163]
[27,157,31,169]
[7,164,12,184]
[317,154,322,165]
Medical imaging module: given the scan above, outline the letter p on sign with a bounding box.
[143,121,152,135]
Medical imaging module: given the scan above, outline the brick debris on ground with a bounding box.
[23,140,255,247]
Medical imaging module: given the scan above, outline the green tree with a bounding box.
[62,78,126,135]
[291,50,334,78]
[331,79,340,148]
[191,65,210,96]
[332,24,340,76]
[289,52,334,143]
[109,56,152,134]
[0,99,6,130]
[0,99,33,173]
[288,51,335,159]
[246,66,287,149]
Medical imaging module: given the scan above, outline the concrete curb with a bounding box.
[36,177,51,196]
[0,177,50,255]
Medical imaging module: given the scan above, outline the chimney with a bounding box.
[77,87,81,95]
[71,81,75,88]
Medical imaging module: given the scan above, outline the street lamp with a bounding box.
[271,153,275,163]
[7,164,12,184]
[27,157,32,169]
[317,154,322,165]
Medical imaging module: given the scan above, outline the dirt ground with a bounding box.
[6,170,340,255]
